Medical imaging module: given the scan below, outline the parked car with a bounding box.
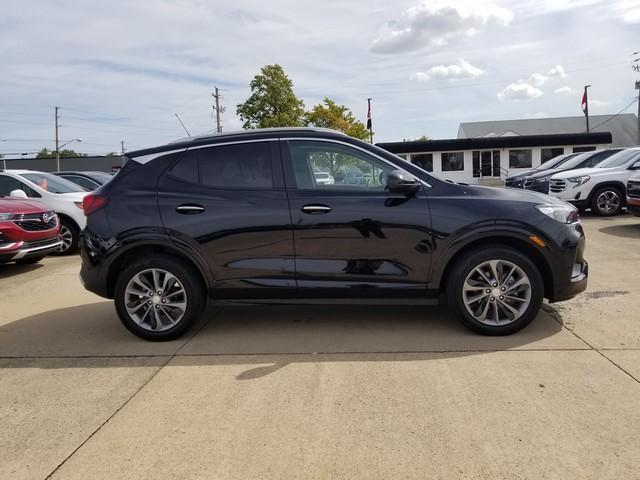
[54,171,113,191]
[505,152,578,188]
[521,149,623,194]
[549,147,640,216]
[0,196,61,264]
[313,171,334,185]
[80,128,588,340]
[0,170,88,253]
[627,172,640,216]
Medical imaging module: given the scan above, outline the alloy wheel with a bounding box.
[462,259,532,326]
[124,268,188,332]
[596,190,620,215]
[58,225,74,252]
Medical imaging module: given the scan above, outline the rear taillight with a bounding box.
[83,194,108,216]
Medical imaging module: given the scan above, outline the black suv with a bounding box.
[80,128,587,340]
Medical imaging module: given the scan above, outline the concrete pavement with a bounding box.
[0,214,639,479]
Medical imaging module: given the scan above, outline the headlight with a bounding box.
[0,213,15,222]
[567,175,590,187]
[535,203,579,224]
[535,176,550,183]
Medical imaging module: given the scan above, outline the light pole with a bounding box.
[55,138,82,171]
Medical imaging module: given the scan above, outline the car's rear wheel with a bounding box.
[114,255,205,341]
[446,247,544,335]
[52,218,79,255]
[591,186,623,216]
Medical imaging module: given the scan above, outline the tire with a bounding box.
[591,186,623,216]
[114,254,205,341]
[446,246,544,336]
[52,218,79,255]
[14,255,45,265]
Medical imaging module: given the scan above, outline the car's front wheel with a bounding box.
[591,186,623,216]
[446,247,544,335]
[114,255,206,341]
[52,218,79,255]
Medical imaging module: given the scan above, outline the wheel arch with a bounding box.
[587,181,627,206]
[437,235,554,300]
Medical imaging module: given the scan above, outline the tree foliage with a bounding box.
[304,98,370,141]
[37,148,86,158]
[236,64,305,129]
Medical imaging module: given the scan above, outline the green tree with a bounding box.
[37,148,85,158]
[304,98,369,141]
[236,64,305,129]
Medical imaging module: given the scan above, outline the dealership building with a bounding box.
[378,114,636,185]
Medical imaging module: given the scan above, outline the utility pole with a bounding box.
[120,140,125,156]
[54,106,60,171]
[212,87,225,133]
[636,80,640,145]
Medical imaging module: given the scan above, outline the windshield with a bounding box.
[537,153,577,171]
[21,172,86,193]
[88,172,114,184]
[596,149,640,168]
[547,152,592,170]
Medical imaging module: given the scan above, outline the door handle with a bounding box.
[176,204,205,214]
[301,204,332,214]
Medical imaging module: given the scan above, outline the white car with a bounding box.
[627,171,640,217]
[314,171,334,185]
[0,170,88,253]
[548,147,640,216]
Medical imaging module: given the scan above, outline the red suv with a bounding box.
[0,197,62,264]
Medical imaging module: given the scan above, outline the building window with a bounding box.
[412,153,433,172]
[573,146,596,153]
[508,149,532,169]
[441,152,464,171]
[541,147,564,163]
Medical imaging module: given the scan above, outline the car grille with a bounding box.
[506,179,524,188]
[549,179,566,193]
[13,212,58,231]
[22,236,60,249]
[628,181,640,199]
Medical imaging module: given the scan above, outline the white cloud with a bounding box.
[614,0,640,23]
[497,82,544,101]
[547,64,567,78]
[528,73,549,87]
[370,0,513,54]
[554,86,576,94]
[410,59,486,81]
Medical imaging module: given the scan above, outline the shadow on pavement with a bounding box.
[0,262,43,280]
[0,301,574,378]
[599,222,640,239]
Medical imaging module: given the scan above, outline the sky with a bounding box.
[1,0,639,157]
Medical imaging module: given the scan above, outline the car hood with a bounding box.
[0,197,50,214]
[524,167,570,180]
[461,184,567,206]
[551,167,602,179]
[506,170,535,181]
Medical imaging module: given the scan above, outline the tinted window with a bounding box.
[509,150,532,168]
[288,140,395,191]
[541,148,564,163]
[168,150,199,183]
[597,149,640,168]
[0,175,39,197]
[199,142,273,189]
[441,152,464,171]
[63,175,97,190]
[412,153,433,172]
[537,153,577,171]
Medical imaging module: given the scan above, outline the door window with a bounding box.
[198,142,273,189]
[288,140,396,191]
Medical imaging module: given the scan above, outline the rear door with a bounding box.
[282,138,433,298]
[157,140,295,298]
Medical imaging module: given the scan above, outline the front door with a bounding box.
[282,139,433,298]
[473,150,501,178]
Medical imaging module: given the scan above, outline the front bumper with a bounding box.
[0,236,63,263]
[627,197,640,216]
[548,222,588,302]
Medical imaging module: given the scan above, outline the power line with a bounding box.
[587,98,638,131]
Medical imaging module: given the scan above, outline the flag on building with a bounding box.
[581,89,588,114]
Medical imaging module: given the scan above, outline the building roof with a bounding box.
[377,132,612,154]
[457,114,637,147]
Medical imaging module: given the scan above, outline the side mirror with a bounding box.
[386,170,421,196]
[9,189,28,199]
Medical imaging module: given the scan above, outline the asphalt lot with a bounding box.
[1,214,639,479]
